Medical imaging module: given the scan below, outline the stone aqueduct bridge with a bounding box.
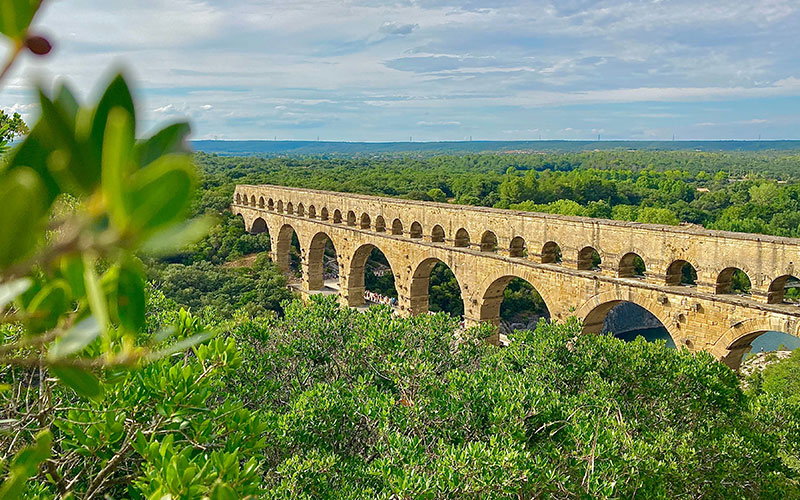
[233,184,800,370]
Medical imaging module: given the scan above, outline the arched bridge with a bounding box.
[233,184,800,370]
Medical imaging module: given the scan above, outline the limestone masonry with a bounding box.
[233,184,800,370]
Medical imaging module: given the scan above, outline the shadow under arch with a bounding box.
[349,243,399,307]
[618,252,646,278]
[768,274,800,304]
[306,231,340,292]
[712,317,800,370]
[275,223,302,276]
[716,266,752,295]
[478,275,550,329]
[250,216,268,235]
[410,257,465,318]
[575,291,679,348]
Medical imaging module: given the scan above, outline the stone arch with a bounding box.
[575,290,679,346]
[509,236,526,258]
[277,200,284,213]
[308,205,317,218]
[577,246,601,270]
[711,317,800,370]
[250,217,268,235]
[716,267,752,295]
[477,274,551,327]
[409,257,466,317]
[297,203,305,216]
[666,259,697,286]
[375,216,386,232]
[360,212,371,230]
[249,195,255,206]
[347,210,357,226]
[480,231,498,253]
[618,252,646,278]
[541,241,562,264]
[333,209,342,224]
[391,218,403,235]
[348,243,400,307]
[258,196,265,208]
[454,228,470,248]
[320,207,329,221]
[306,231,340,291]
[767,274,800,304]
[286,202,294,214]
[431,225,445,243]
[410,221,423,239]
[268,198,274,211]
[275,223,301,275]
[235,193,241,204]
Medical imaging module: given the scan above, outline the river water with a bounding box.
[616,327,800,354]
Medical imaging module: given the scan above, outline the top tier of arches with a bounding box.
[233,184,800,306]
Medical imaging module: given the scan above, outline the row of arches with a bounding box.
[242,213,800,368]
[236,194,800,305]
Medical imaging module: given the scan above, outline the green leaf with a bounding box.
[83,255,109,331]
[90,74,135,171]
[0,168,46,269]
[0,278,31,310]
[48,316,101,359]
[127,154,195,234]
[0,0,37,41]
[135,121,191,167]
[145,331,215,362]
[25,279,70,334]
[0,430,52,499]
[209,481,237,500]
[115,257,146,332]
[51,365,102,398]
[140,215,216,256]
[58,254,85,297]
[5,128,61,205]
[101,106,135,230]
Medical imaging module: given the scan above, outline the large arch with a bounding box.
[306,231,340,291]
[349,243,399,308]
[575,291,680,347]
[409,257,465,318]
[250,217,268,235]
[275,223,302,277]
[478,275,550,329]
[712,317,800,370]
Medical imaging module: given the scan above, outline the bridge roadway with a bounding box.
[233,184,800,370]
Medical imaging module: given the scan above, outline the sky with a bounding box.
[1,0,799,141]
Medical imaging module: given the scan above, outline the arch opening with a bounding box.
[480,276,550,333]
[258,196,265,208]
[236,193,242,204]
[716,267,752,295]
[268,198,274,211]
[350,244,398,308]
[431,225,445,243]
[277,200,284,213]
[578,246,601,271]
[286,202,294,215]
[320,207,329,221]
[454,228,470,248]
[308,205,317,219]
[250,195,256,206]
[509,236,526,258]
[410,221,423,239]
[480,231,498,253]
[541,241,562,264]
[276,224,302,279]
[360,212,371,230]
[666,260,697,286]
[333,209,342,224]
[307,232,340,292]
[768,274,800,304]
[619,252,646,278]
[297,203,305,216]
[391,219,403,235]
[375,216,386,233]
[725,329,800,369]
[411,258,464,318]
[583,300,676,348]
[347,211,357,226]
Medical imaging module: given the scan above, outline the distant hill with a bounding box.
[191,140,800,156]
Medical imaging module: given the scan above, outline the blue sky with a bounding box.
[1,0,799,141]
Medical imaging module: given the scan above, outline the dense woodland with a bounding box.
[2,4,800,495]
